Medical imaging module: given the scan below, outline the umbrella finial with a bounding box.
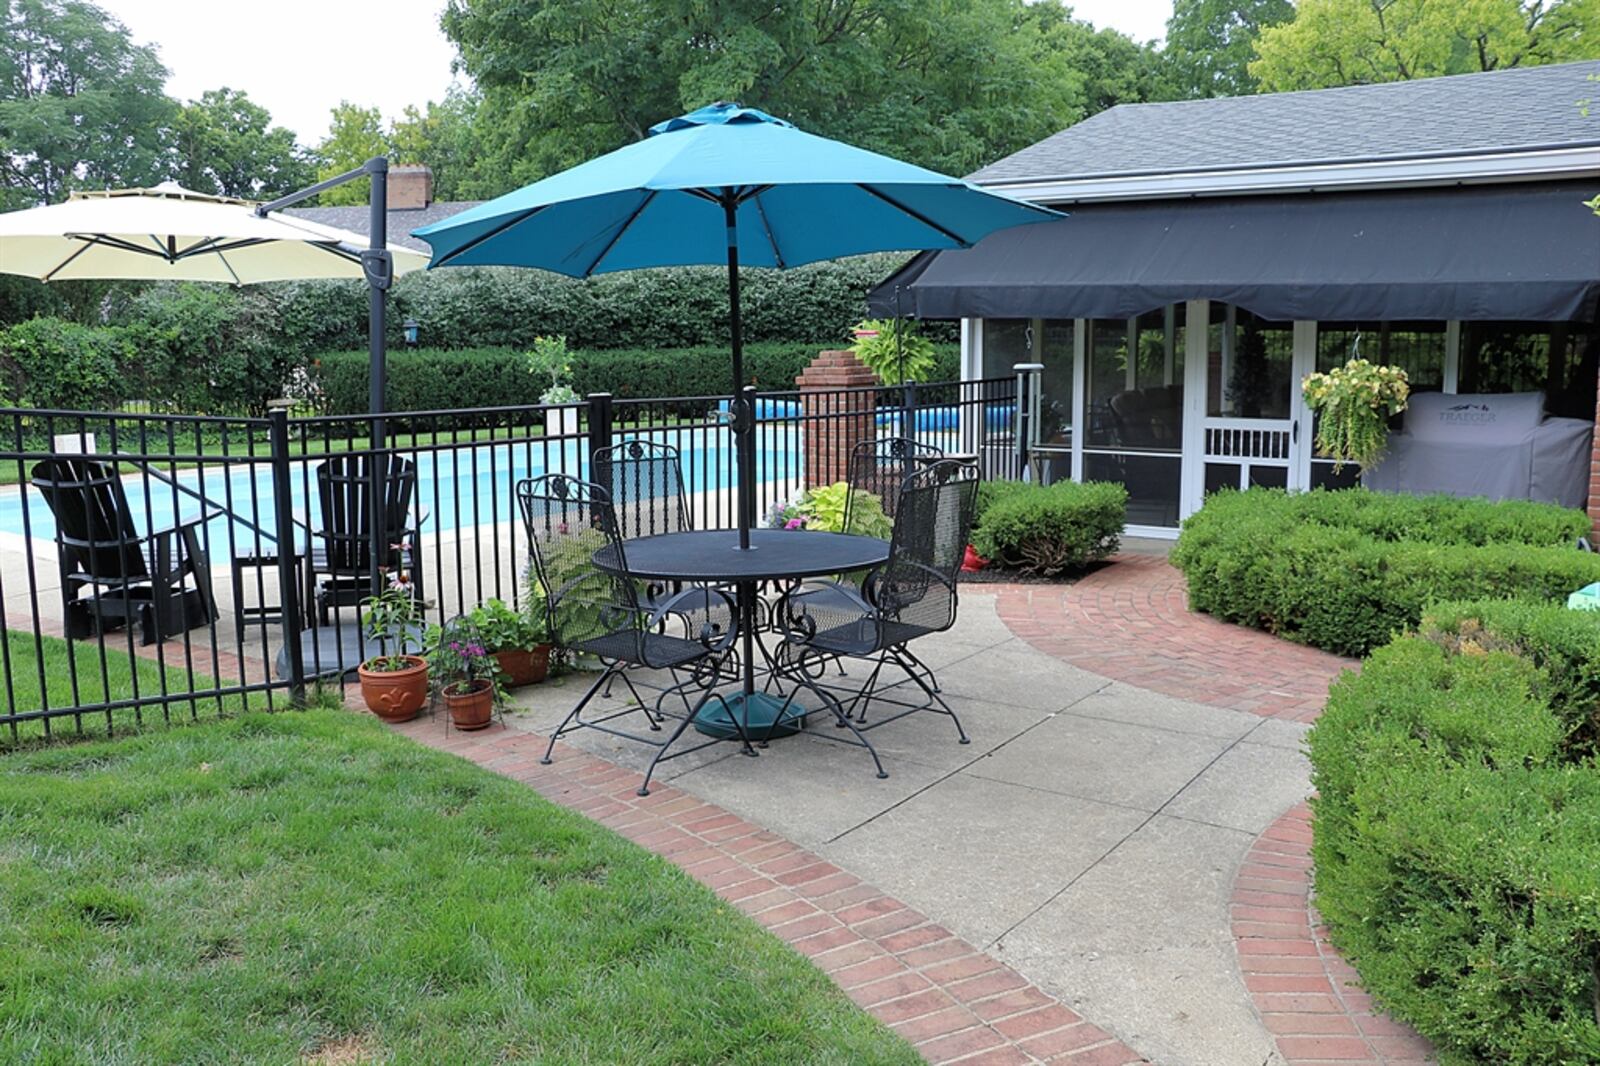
[648,102,791,136]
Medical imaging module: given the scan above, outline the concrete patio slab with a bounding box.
[1163,740,1315,835]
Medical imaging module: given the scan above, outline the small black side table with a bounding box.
[231,550,307,644]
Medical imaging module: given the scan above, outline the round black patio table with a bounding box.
[593,528,889,740]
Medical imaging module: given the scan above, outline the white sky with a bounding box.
[99,0,1175,145]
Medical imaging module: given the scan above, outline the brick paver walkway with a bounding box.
[1231,805,1436,1064]
[993,553,1354,722]
[387,712,1149,1066]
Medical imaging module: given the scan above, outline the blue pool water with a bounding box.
[0,426,802,555]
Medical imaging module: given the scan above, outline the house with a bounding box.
[873,61,1600,536]
[287,165,479,255]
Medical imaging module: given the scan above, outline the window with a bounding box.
[1316,321,1446,392]
[981,318,1073,445]
[1459,321,1599,420]
[1208,309,1293,419]
[1083,306,1185,528]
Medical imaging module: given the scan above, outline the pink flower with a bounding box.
[785,517,806,530]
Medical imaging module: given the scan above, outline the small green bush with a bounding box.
[0,317,133,411]
[1171,489,1600,656]
[1308,601,1600,1063]
[971,480,1127,575]
[310,342,961,416]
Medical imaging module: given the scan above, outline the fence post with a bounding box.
[1013,362,1044,482]
[269,410,306,703]
[587,392,614,486]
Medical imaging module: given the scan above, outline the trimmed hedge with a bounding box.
[971,480,1127,575]
[309,343,962,415]
[1171,488,1600,656]
[1309,600,1600,1063]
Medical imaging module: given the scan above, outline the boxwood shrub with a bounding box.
[1309,600,1600,1063]
[971,480,1127,575]
[309,342,961,416]
[1170,488,1600,656]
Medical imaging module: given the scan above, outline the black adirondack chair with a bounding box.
[31,458,218,645]
[307,455,425,625]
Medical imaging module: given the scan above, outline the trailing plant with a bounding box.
[360,576,427,671]
[527,334,579,404]
[1300,359,1409,471]
[849,319,937,383]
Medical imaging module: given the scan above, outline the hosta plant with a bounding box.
[1301,359,1409,471]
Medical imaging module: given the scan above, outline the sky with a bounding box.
[99,0,1176,145]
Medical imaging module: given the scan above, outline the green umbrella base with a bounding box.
[694,691,807,740]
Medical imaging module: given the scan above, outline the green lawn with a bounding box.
[2,629,270,749]
[0,707,919,1064]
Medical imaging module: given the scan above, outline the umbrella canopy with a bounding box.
[0,182,430,284]
[410,103,1060,274]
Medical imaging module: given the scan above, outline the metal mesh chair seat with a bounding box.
[517,473,741,795]
[775,460,981,744]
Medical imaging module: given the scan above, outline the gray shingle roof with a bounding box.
[284,200,482,253]
[971,59,1600,184]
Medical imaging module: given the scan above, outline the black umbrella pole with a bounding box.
[723,197,754,553]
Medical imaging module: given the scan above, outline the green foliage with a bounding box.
[310,342,960,417]
[169,87,314,200]
[458,597,548,652]
[971,480,1127,575]
[360,580,427,670]
[422,615,503,698]
[526,334,577,404]
[1171,488,1600,657]
[0,0,174,208]
[770,482,894,539]
[1301,359,1411,471]
[0,316,131,409]
[849,320,938,384]
[1155,0,1294,99]
[313,101,387,206]
[1307,602,1600,1063]
[442,0,1155,185]
[1251,0,1600,92]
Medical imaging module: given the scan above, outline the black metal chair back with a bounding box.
[316,455,418,571]
[595,439,691,538]
[516,474,642,655]
[846,436,943,529]
[31,459,150,581]
[874,459,981,641]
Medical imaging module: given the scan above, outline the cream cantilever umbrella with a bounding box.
[0,182,429,284]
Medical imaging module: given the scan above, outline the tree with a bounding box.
[388,88,481,201]
[1158,0,1294,99]
[0,0,175,209]
[1250,0,1600,93]
[441,0,1151,184]
[169,87,314,199]
[313,102,388,205]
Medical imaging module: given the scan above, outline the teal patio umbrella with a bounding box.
[411,103,1061,548]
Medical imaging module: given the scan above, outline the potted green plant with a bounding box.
[426,617,503,731]
[1301,359,1411,471]
[849,318,937,383]
[527,334,580,436]
[467,597,553,686]
[356,577,429,722]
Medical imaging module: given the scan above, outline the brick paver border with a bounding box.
[1232,804,1436,1065]
[991,554,1355,722]
[385,711,1149,1066]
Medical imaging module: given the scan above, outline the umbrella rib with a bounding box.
[433,204,548,267]
[583,190,656,277]
[42,239,97,282]
[750,190,785,270]
[857,184,969,246]
[216,248,243,286]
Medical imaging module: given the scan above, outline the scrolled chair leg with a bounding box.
[891,646,969,744]
[639,688,734,796]
[541,662,619,765]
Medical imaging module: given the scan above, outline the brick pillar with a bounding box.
[1589,384,1600,533]
[796,350,878,489]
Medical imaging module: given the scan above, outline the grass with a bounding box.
[1,629,271,750]
[0,707,920,1065]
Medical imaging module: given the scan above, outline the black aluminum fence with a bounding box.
[0,375,1020,746]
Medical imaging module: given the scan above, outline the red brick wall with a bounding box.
[796,350,878,490]
[1590,384,1600,533]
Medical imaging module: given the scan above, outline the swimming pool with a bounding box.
[0,425,804,554]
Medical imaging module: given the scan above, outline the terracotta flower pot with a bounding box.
[443,678,496,731]
[357,655,429,722]
[493,644,553,687]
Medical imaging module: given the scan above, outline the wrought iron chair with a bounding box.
[307,455,425,625]
[845,435,944,527]
[595,439,692,538]
[517,473,741,795]
[31,458,219,645]
[774,460,982,751]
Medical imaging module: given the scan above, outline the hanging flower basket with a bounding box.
[1300,359,1410,472]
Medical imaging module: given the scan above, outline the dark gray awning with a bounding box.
[867,181,1600,322]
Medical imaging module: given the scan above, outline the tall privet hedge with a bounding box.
[1170,488,1600,656]
[1309,600,1600,1063]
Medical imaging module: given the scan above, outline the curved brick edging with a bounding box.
[1232,804,1436,1065]
[993,555,1355,722]
[385,713,1150,1066]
